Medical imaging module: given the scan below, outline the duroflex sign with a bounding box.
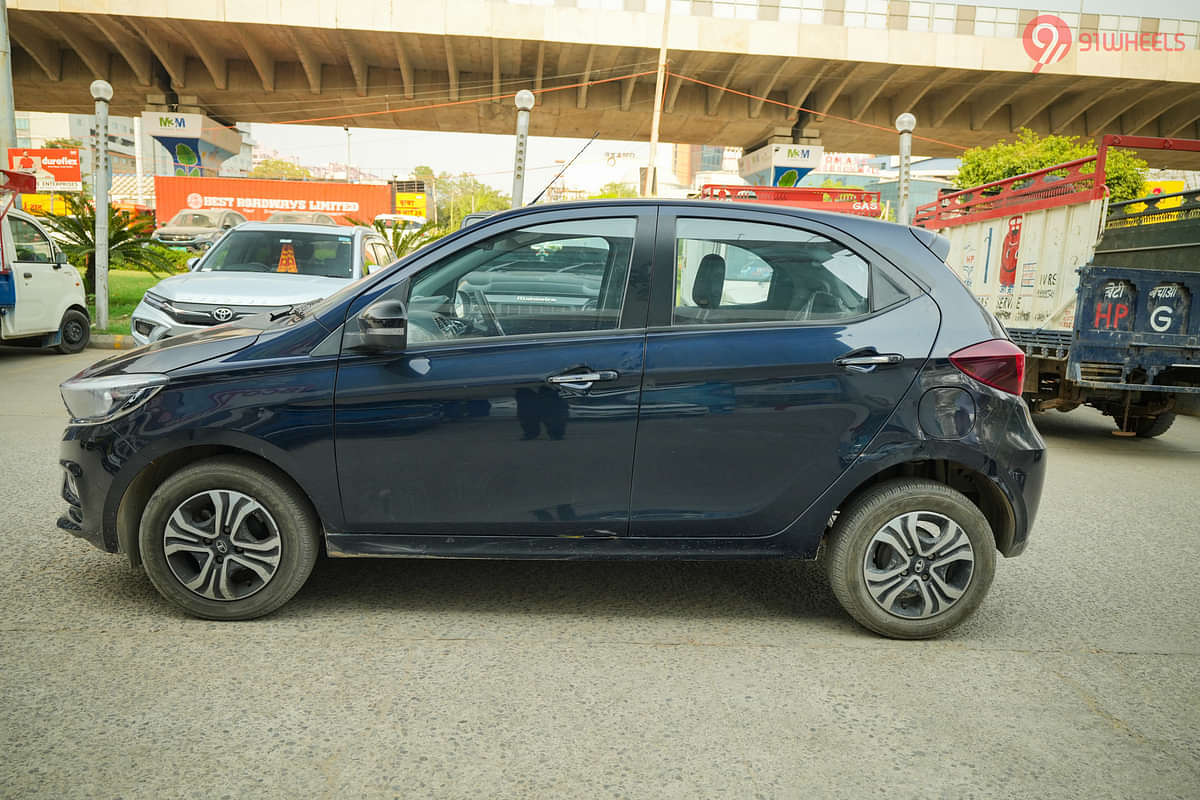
[154,176,393,224]
[7,148,83,192]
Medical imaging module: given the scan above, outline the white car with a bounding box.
[130,222,394,345]
[0,209,90,353]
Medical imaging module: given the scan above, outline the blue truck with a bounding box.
[915,135,1200,438]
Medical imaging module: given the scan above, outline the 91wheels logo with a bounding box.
[1023,15,1072,73]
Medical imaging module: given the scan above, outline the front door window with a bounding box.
[401,217,637,343]
[10,217,54,263]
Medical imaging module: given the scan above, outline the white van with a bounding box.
[0,208,90,353]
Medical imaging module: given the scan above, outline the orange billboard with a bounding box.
[154,176,393,225]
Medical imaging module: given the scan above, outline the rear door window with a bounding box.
[672,218,872,325]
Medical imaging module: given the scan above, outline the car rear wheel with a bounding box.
[825,478,996,639]
[55,309,90,354]
[138,456,319,620]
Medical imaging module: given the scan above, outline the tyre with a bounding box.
[138,456,320,620]
[55,309,90,354]
[825,478,996,639]
[1132,413,1175,439]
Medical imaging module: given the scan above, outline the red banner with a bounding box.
[154,176,392,225]
[7,148,82,192]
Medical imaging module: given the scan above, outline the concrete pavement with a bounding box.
[1,346,1197,798]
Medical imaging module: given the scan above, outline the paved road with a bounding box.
[1,347,1198,799]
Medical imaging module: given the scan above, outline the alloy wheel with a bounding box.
[163,489,282,601]
[862,511,975,619]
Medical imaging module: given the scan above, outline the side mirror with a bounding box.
[186,257,200,271]
[357,298,408,351]
[222,223,233,230]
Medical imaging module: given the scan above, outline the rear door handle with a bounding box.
[23,272,33,279]
[835,353,903,373]
[547,370,619,389]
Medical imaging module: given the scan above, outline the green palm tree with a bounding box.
[347,216,450,259]
[36,193,174,296]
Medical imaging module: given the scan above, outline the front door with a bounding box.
[7,215,62,336]
[334,208,655,536]
[630,209,938,537]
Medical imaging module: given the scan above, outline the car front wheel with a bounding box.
[825,478,996,639]
[138,456,320,620]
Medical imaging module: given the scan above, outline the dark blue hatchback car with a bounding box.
[57,201,1045,638]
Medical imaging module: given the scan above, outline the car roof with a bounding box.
[469,198,903,238]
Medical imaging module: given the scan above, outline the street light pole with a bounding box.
[644,0,671,197]
[511,90,535,208]
[895,112,916,226]
[91,79,113,330]
[0,0,18,156]
[344,126,351,182]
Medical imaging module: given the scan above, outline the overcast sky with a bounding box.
[249,124,666,201]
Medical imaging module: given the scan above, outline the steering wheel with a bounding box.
[460,287,505,337]
[231,262,272,272]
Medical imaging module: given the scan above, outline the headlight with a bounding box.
[60,374,168,424]
[142,292,166,310]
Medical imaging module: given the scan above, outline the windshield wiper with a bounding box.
[269,300,319,322]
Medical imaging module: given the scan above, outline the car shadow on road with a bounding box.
[280,556,846,625]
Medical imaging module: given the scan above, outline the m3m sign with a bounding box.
[156,117,188,129]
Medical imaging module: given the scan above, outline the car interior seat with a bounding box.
[691,253,726,320]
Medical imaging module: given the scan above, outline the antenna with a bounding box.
[528,131,600,206]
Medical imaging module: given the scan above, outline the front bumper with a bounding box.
[151,236,212,251]
[57,434,118,554]
[129,300,213,345]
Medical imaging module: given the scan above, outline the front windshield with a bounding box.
[199,230,355,279]
[168,211,219,227]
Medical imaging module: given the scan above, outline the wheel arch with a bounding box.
[829,459,1017,557]
[114,444,324,568]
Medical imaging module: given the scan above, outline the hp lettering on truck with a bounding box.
[915,135,1200,439]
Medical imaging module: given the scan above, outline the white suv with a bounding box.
[131,222,394,345]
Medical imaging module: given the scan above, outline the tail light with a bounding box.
[949,339,1025,395]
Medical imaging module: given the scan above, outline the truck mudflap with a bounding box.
[1069,265,1200,394]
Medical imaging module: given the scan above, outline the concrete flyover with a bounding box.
[8,0,1200,161]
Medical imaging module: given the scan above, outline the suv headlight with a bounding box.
[60,374,169,424]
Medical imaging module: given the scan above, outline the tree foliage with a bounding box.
[588,181,638,199]
[954,128,1147,202]
[43,137,83,149]
[413,165,511,226]
[35,193,176,296]
[248,158,313,180]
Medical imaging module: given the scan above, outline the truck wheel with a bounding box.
[138,456,320,620]
[825,478,996,640]
[1132,413,1175,439]
[54,309,90,354]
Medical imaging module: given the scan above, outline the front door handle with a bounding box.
[23,272,32,279]
[835,353,903,373]
[547,370,619,389]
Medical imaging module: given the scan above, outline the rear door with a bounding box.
[630,207,938,537]
[334,206,655,536]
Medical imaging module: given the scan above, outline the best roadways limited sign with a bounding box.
[154,176,393,224]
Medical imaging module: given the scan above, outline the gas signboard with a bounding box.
[7,148,83,192]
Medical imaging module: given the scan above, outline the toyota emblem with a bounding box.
[212,307,234,322]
